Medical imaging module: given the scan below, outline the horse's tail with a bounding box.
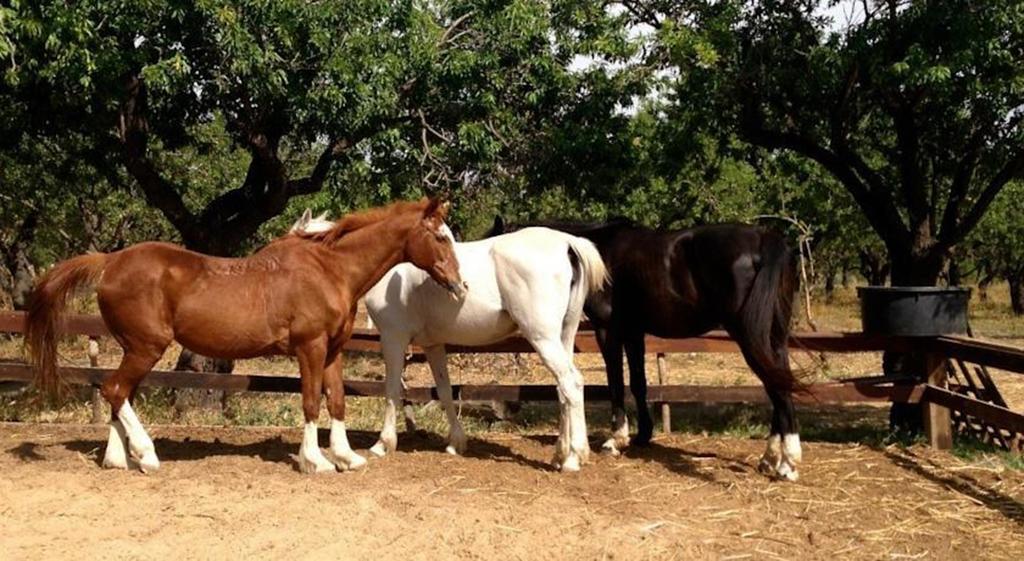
[25,253,109,400]
[564,236,609,298]
[736,232,803,392]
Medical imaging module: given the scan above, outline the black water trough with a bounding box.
[857,286,970,337]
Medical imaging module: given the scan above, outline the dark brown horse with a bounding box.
[488,217,804,480]
[26,198,465,474]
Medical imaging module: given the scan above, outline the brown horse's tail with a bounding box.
[25,253,108,400]
[736,232,804,393]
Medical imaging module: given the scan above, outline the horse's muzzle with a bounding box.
[447,280,469,301]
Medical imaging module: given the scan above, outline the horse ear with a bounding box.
[423,197,441,218]
[300,208,312,224]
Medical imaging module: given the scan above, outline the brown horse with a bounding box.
[26,198,466,474]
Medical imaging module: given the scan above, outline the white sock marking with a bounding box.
[102,421,129,469]
[117,402,159,473]
[329,419,366,471]
[783,433,802,464]
[299,421,335,474]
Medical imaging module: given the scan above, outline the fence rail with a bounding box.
[3,311,1024,451]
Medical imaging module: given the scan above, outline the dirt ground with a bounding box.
[2,423,1023,561]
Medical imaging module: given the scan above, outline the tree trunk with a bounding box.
[884,247,947,434]
[1009,271,1024,316]
[824,269,836,303]
[9,248,35,311]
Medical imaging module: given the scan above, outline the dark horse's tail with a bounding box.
[735,232,803,392]
[25,253,109,400]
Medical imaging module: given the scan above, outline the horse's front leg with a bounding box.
[424,345,466,455]
[323,352,367,471]
[296,338,335,474]
[369,333,410,457]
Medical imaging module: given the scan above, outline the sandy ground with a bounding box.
[2,423,1023,561]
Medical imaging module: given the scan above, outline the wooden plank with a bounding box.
[0,362,920,404]
[922,384,1024,435]
[0,313,109,338]
[0,311,912,355]
[930,336,1024,375]
[923,353,953,450]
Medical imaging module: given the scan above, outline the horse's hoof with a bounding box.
[600,439,621,457]
[560,455,581,473]
[776,463,799,482]
[299,458,337,474]
[629,435,652,447]
[102,446,129,470]
[136,452,160,474]
[369,442,388,458]
[329,450,367,471]
[446,434,467,456]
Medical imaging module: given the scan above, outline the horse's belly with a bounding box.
[170,302,286,359]
[413,303,517,348]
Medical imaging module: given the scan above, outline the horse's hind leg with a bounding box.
[624,335,654,446]
[100,347,165,473]
[370,333,410,457]
[734,334,801,481]
[323,353,366,471]
[531,337,589,471]
[423,345,466,455]
[767,387,800,481]
[595,329,628,455]
[296,339,335,474]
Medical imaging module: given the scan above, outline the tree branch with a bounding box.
[117,74,198,242]
[949,148,1024,247]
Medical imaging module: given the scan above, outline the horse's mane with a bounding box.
[292,199,428,246]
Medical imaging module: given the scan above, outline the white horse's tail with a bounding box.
[564,236,609,297]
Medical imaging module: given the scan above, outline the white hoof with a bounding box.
[102,423,129,469]
[299,452,337,474]
[600,438,622,457]
[329,450,368,471]
[136,451,160,474]
[446,433,467,456]
[776,460,799,482]
[369,442,389,458]
[560,454,581,473]
[102,455,129,470]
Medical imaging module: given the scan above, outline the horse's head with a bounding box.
[406,198,467,300]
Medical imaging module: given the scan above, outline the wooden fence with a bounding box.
[2,311,1023,450]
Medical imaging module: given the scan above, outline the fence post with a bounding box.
[657,353,670,435]
[923,352,953,450]
[88,337,104,424]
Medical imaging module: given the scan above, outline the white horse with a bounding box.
[292,210,609,472]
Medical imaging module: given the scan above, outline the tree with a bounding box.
[3,0,632,257]
[967,181,1024,314]
[727,0,1024,285]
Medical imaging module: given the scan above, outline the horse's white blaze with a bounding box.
[328,420,366,471]
[117,401,159,473]
[298,421,334,474]
[102,420,129,469]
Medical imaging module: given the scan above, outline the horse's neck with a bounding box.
[328,215,415,298]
